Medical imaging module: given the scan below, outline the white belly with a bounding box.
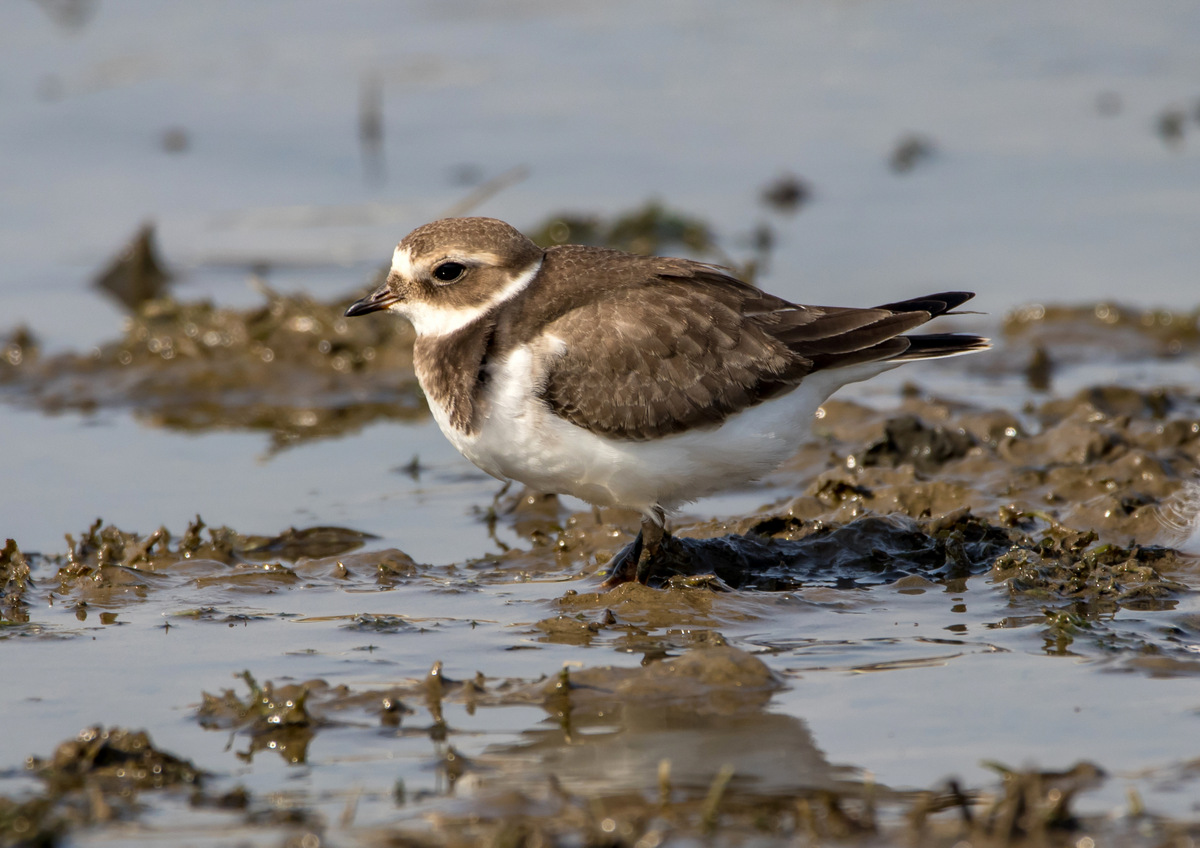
[425,343,890,518]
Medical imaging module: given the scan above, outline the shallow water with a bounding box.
[3,2,1200,846]
[4,333,1199,845]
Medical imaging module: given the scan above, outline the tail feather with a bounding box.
[895,331,991,361]
[879,292,990,362]
[795,291,990,373]
[873,291,976,317]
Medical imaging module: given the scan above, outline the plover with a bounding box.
[346,217,989,584]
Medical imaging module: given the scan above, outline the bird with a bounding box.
[345,217,989,585]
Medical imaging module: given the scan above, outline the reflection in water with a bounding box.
[476,646,862,801]
[494,703,854,799]
[359,72,386,187]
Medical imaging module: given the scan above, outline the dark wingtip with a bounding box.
[875,291,976,317]
[895,333,991,361]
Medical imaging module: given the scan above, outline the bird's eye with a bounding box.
[432,261,466,283]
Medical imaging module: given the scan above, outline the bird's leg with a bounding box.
[599,508,671,588]
[634,509,670,584]
[598,530,643,589]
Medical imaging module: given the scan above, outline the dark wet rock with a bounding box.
[625,514,993,591]
[546,498,1195,663]
[93,223,172,311]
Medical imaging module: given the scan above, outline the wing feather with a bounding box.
[537,286,809,441]
[520,250,984,442]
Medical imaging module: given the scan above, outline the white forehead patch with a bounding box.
[391,245,415,279]
[395,255,543,338]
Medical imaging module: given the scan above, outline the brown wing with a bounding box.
[530,251,983,441]
[537,283,810,441]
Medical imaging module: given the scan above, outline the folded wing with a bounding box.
[537,262,986,441]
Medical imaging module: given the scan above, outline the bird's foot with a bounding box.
[634,523,666,584]
[634,527,693,584]
[598,530,643,589]
[598,514,689,589]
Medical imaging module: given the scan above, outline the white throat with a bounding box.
[392,252,542,338]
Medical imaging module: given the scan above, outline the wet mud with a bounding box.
[4,257,1200,844]
[0,277,422,449]
[3,727,203,845]
[1002,302,1200,385]
[3,357,1199,843]
[7,646,1199,848]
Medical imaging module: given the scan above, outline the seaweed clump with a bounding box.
[0,726,203,845]
[0,280,423,448]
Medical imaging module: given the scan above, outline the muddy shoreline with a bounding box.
[4,279,1200,845]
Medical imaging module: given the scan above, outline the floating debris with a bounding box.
[759,173,812,213]
[889,134,937,173]
[1158,108,1186,147]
